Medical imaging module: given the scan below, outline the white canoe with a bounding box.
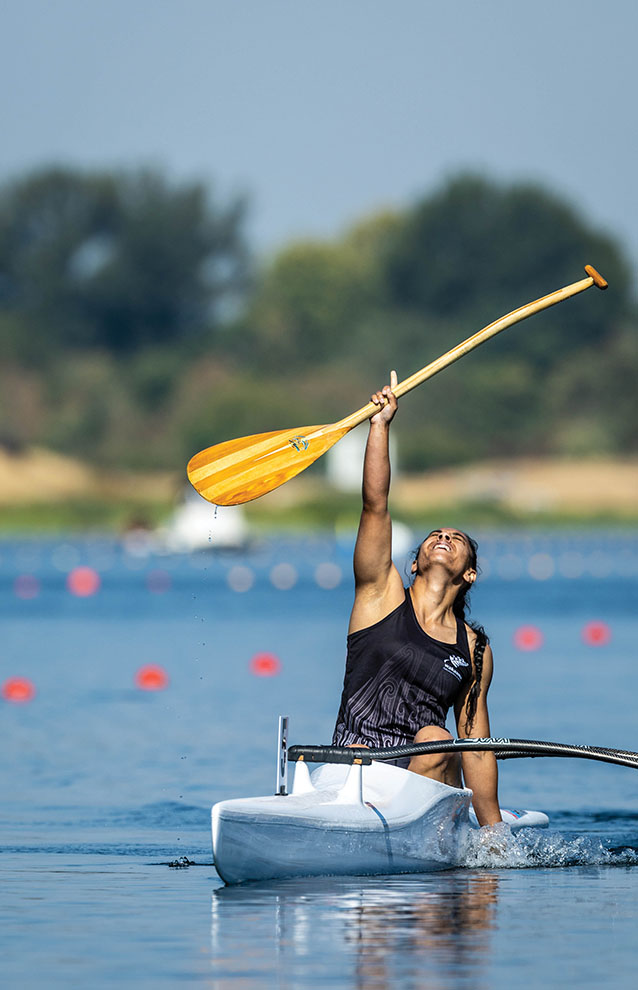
[212,759,548,884]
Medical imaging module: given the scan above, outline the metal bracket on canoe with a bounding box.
[275,715,289,795]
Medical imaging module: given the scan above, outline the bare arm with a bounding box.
[455,643,502,826]
[349,372,405,634]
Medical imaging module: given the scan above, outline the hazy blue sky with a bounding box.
[2,0,637,269]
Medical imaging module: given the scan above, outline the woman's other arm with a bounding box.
[455,644,502,826]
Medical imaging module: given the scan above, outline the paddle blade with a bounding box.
[187,424,350,505]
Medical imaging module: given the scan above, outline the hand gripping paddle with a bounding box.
[187,265,607,506]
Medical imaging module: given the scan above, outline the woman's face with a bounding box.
[413,528,477,585]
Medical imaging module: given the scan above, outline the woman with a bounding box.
[332,372,502,827]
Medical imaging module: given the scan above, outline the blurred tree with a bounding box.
[239,176,631,380]
[381,174,630,367]
[231,211,401,369]
[544,326,638,455]
[1,167,634,473]
[0,167,250,359]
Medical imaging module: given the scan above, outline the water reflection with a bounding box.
[211,871,500,989]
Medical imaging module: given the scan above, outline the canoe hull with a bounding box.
[212,761,472,884]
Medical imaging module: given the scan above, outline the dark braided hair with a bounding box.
[409,531,489,732]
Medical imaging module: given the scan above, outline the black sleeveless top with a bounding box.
[333,590,474,750]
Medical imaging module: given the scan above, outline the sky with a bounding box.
[1,0,637,271]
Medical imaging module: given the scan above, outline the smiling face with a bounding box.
[412,528,477,586]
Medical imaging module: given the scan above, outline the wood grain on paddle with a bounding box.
[188,266,608,506]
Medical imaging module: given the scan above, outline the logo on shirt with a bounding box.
[442,654,470,681]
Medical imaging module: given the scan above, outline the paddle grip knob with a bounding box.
[584,265,608,290]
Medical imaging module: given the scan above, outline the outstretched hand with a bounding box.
[370,370,398,425]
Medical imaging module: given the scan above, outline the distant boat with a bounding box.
[155,490,250,553]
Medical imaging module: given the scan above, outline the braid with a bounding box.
[458,615,489,730]
[451,534,488,732]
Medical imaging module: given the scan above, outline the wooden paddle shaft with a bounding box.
[335,266,607,433]
[187,264,608,506]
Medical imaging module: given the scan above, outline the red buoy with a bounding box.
[2,677,36,703]
[582,621,611,646]
[513,625,544,651]
[249,652,282,677]
[67,566,101,597]
[135,664,169,691]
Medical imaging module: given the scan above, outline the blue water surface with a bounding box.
[1,529,637,988]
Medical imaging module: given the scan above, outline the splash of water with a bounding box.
[461,826,638,869]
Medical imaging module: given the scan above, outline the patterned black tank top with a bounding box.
[332,589,474,750]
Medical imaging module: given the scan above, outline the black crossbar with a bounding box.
[288,738,638,772]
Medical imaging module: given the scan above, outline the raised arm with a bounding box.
[349,371,405,634]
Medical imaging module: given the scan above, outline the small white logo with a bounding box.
[289,435,309,452]
[442,654,470,681]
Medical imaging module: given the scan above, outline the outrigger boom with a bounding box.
[276,726,638,798]
[288,737,638,772]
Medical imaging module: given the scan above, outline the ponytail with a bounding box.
[451,532,488,732]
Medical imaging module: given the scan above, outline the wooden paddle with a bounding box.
[188,265,608,505]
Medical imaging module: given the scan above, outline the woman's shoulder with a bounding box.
[348,587,408,638]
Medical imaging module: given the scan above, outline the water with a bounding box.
[1,530,637,987]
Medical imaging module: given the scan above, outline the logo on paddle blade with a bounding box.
[289,436,309,452]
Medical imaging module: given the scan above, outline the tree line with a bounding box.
[0,166,635,472]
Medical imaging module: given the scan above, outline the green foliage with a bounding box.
[0,166,250,360]
[232,173,635,469]
[175,367,321,460]
[230,211,401,371]
[0,167,634,475]
[544,327,638,455]
[0,498,173,533]
[381,175,630,366]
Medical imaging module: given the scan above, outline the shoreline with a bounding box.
[1,447,637,532]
